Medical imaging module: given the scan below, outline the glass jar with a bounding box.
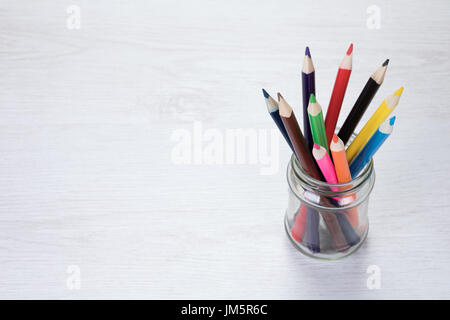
[284,150,375,260]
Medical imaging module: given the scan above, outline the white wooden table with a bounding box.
[0,0,449,299]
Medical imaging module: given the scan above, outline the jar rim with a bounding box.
[287,153,376,211]
[290,153,374,192]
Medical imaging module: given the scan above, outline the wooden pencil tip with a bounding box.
[346,43,353,55]
[262,88,269,99]
[277,93,293,117]
[312,143,325,159]
[382,59,389,67]
[305,46,311,58]
[330,134,344,152]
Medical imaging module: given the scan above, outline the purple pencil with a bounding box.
[302,46,316,151]
[301,47,319,252]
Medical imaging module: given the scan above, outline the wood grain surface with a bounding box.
[0,0,449,299]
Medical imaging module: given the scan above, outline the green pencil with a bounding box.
[308,94,329,154]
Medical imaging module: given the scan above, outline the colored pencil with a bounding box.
[308,93,329,154]
[278,93,322,251]
[302,46,316,151]
[278,93,348,251]
[291,204,307,242]
[290,203,321,254]
[304,206,320,253]
[312,143,360,246]
[335,214,360,247]
[346,87,403,163]
[262,89,294,152]
[330,134,352,184]
[264,89,312,244]
[278,93,322,180]
[324,43,353,145]
[330,134,359,227]
[350,116,396,178]
[338,59,389,145]
[312,143,338,184]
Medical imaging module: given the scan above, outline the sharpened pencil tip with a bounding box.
[389,116,396,125]
[277,92,283,101]
[313,143,320,150]
[332,134,338,143]
[262,88,269,99]
[346,43,353,55]
[395,87,404,96]
[305,46,311,58]
[309,93,316,103]
[382,59,389,67]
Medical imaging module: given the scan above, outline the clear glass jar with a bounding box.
[284,150,375,260]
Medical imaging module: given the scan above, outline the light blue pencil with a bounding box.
[349,116,396,178]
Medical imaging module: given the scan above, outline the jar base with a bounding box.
[284,212,369,260]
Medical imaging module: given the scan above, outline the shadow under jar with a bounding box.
[285,150,375,260]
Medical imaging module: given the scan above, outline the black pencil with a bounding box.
[338,59,389,145]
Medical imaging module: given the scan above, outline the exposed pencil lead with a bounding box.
[382,59,389,67]
[389,116,396,125]
[395,87,404,96]
[305,46,311,58]
[332,134,339,143]
[346,43,353,55]
[262,88,269,99]
[277,92,283,101]
[309,93,316,103]
[313,143,320,150]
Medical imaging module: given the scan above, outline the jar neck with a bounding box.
[289,153,375,199]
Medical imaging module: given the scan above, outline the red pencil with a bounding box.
[324,43,353,145]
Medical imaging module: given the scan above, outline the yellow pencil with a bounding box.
[346,87,403,162]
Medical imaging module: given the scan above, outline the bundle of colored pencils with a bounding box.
[262,44,404,252]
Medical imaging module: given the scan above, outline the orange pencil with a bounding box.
[330,134,359,227]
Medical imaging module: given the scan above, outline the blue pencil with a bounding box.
[262,89,294,152]
[302,47,316,151]
[350,116,396,178]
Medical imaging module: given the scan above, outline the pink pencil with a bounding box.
[312,143,338,187]
[313,142,357,213]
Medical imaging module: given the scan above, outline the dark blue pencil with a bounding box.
[262,89,294,152]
